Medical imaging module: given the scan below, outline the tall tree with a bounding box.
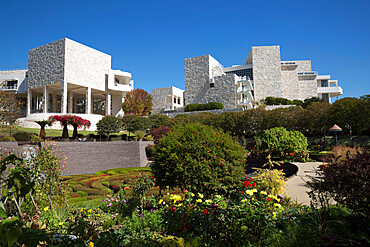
[122,89,152,116]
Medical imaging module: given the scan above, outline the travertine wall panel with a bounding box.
[28,39,65,88]
[64,39,111,91]
[185,55,210,105]
[294,60,312,72]
[151,87,172,114]
[197,74,237,109]
[0,70,27,75]
[298,78,318,100]
[281,67,299,100]
[251,46,282,102]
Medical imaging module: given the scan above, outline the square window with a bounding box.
[210,83,215,88]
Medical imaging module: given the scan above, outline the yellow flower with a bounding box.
[245,190,254,196]
[196,199,202,203]
[272,212,277,220]
[89,242,94,247]
[159,199,163,204]
[268,195,279,202]
[274,203,281,208]
[198,193,204,199]
[170,194,182,202]
[260,191,267,195]
[241,199,247,203]
[205,199,212,204]
[88,209,92,213]
[43,206,49,212]
[190,192,195,197]
[215,195,221,199]
[251,189,257,193]
[58,222,63,226]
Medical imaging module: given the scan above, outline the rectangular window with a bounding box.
[210,83,215,88]
[321,80,328,87]
[322,93,329,102]
[174,97,176,104]
[177,98,180,104]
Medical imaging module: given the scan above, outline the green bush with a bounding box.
[256,127,308,161]
[264,97,303,106]
[72,184,109,196]
[151,122,246,197]
[184,102,224,112]
[0,136,16,142]
[96,116,122,139]
[12,131,32,141]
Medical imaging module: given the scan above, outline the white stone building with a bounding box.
[185,45,343,110]
[1,38,133,130]
[151,86,184,114]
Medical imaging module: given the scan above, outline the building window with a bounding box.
[174,97,176,104]
[322,93,329,102]
[5,80,18,89]
[225,68,253,80]
[177,98,180,104]
[210,83,215,88]
[321,80,328,87]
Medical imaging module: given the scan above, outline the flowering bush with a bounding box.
[256,127,309,161]
[151,123,246,197]
[49,115,91,139]
[162,188,285,246]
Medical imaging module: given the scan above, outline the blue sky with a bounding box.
[0,0,369,99]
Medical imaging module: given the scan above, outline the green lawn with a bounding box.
[0,126,129,138]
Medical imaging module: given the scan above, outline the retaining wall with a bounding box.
[0,141,153,175]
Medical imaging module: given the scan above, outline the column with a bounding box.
[105,91,111,115]
[61,81,67,114]
[68,92,73,113]
[43,85,48,113]
[73,97,78,113]
[52,94,58,113]
[27,89,32,115]
[86,87,91,114]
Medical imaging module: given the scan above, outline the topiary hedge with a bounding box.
[12,131,32,141]
[151,122,246,197]
[184,102,224,112]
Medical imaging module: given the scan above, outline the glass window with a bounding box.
[177,98,180,104]
[321,80,328,87]
[210,83,215,88]
[174,97,176,104]
[322,93,329,102]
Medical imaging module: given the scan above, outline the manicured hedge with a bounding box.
[185,102,224,112]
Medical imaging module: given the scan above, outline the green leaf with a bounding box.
[0,202,6,218]
[102,219,113,230]
[7,226,22,247]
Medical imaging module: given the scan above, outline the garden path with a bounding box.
[285,162,322,205]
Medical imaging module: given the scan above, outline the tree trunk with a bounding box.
[39,127,46,140]
[72,125,78,139]
[62,124,69,140]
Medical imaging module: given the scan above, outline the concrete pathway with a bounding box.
[285,162,322,205]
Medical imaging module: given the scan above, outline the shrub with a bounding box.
[0,136,16,142]
[184,102,224,112]
[30,134,42,143]
[307,151,370,218]
[145,144,155,161]
[122,115,152,133]
[134,130,145,141]
[12,131,32,141]
[96,116,122,139]
[256,127,308,161]
[151,123,246,197]
[149,126,173,143]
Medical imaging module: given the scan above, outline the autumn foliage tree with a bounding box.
[122,89,152,116]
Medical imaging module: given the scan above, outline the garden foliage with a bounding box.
[151,123,246,197]
[96,115,122,139]
[184,102,224,112]
[121,88,152,116]
[307,150,370,218]
[256,127,309,161]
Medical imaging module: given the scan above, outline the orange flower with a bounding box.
[124,187,129,190]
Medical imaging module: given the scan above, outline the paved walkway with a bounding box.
[285,162,322,205]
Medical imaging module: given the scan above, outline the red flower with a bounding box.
[241,191,245,194]
[171,207,176,212]
[268,198,271,202]
[151,176,155,179]
[252,182,255,187]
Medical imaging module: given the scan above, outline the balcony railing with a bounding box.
[317,86,343,95]
[1,85,18,90]
[298,71,317,76]
[281,62,297,65]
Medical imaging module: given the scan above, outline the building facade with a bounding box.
[1,38,133,130]
[185,45,343,110]
[151,86,184,114]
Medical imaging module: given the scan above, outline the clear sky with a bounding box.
[0,0,369,99]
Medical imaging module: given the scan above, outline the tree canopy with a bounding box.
[122,89,152,116]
